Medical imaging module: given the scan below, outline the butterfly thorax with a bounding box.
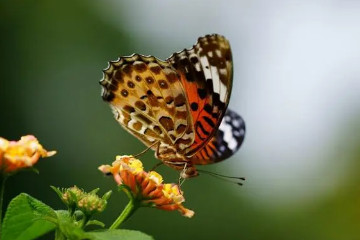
[153,143,196,177]
[156,149,199,178]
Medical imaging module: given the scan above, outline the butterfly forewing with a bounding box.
[100,54,195,155]
[167,34,233,157]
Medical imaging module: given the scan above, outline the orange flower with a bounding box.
[0,135,56,174]
[99,155,194,218]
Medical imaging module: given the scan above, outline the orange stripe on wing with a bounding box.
[178,72,218,153]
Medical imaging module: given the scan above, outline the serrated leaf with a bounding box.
[2,193,57,240]
[86,229,154,240]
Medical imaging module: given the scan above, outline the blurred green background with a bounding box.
[1,0,360,239]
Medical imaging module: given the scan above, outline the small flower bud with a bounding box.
[77,193,108,217]
[62,186,85,207]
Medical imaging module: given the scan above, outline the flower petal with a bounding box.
[0,135,56,174]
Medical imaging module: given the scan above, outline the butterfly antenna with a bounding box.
[133,141,159,158]
[197,169,246,186]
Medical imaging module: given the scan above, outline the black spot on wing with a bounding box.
[191,102,199,111]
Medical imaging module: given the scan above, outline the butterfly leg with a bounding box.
[150,141,167,171]
[134,141,159,158]
[178,162,188,186]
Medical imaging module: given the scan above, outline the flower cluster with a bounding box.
[78,193,108,217]
[99,155,194,218]
[0,135,56,174]
[53,186,111,217]
[59,186,85,212]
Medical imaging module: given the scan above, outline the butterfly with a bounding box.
[100,34,245,178]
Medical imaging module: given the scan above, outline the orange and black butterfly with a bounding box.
[100,34,245,178]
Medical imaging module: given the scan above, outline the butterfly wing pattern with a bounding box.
[100,34,245,178]
[191,109,246,165]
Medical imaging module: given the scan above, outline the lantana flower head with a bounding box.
[77,193,108,216]
[52,185,111,217]
[59,186,86,211]
[99,155,194,218]
[0,135,56,174]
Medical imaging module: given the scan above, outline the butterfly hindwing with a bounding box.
[167,34,233,157]
[191,108,245,164]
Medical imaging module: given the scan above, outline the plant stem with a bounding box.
[80,214,90,229]
[54,228,66,240]
[109,200,138,229]
[0,175,7,237]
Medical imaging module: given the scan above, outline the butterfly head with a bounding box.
[180,165,199,179]
[163,160,199,178]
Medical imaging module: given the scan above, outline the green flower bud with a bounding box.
[77,193,108,217]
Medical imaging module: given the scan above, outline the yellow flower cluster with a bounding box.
[0,135,56,174]
[99,155,194,218]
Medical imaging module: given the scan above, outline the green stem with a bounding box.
[54,228,66,240]
[0,175,7,237]
[80,214,90,229]
[109,200,138,229]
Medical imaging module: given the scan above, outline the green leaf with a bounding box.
[102,190,112,201]
[86,229,154,240]
[50,186,64,200]
[89,188,100,194]
[2,193,57,240]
